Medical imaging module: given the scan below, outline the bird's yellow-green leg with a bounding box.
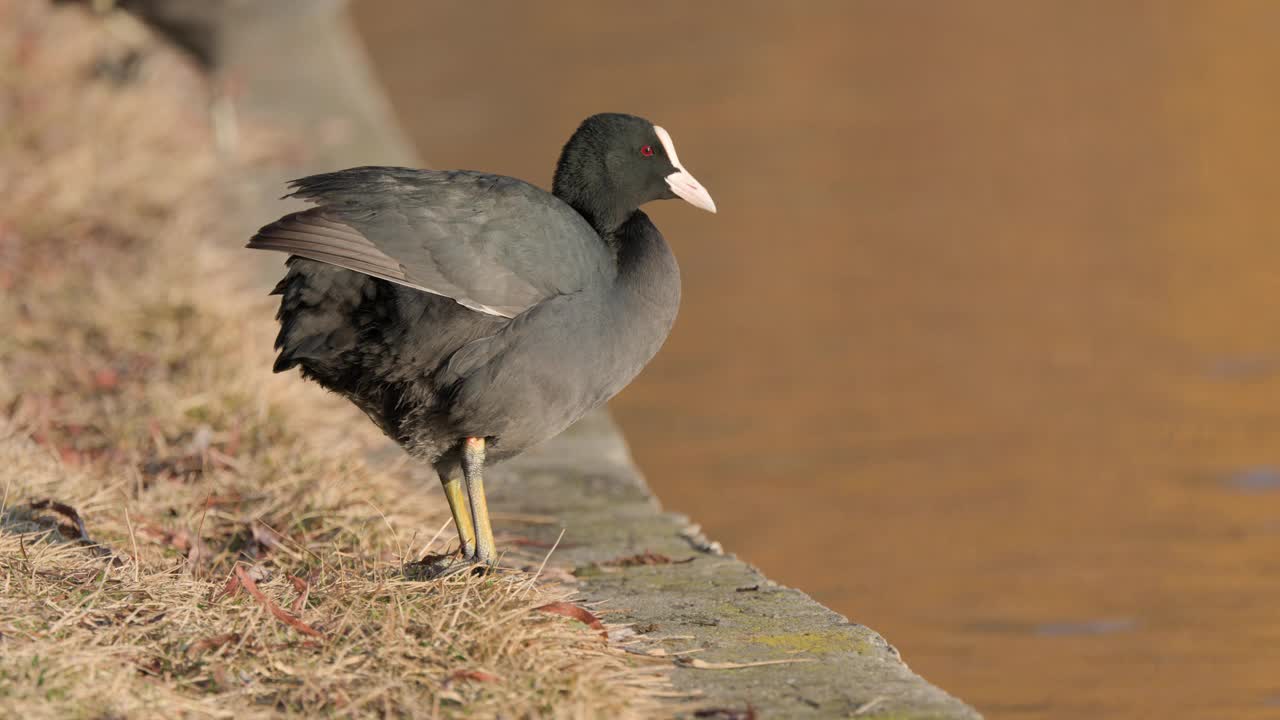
[463,437,496,564]
[440,472,476,558]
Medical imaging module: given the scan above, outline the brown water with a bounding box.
[353,2,1280,717]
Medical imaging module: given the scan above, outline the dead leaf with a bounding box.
[139,454,205,478]
[29,498,122,564]
[535,602,607,639]
[91,367,119,390]
[603,550,676,567]
[233,565,324,640]
[29,499,90,541]
[211,573,240,603]
[449,669,501,683]
[677,658,817,670]
[205,493,243,507]
[187,632,239,656]
[139,524,215,567]
[694,707,757,720]
[288,574,310,615]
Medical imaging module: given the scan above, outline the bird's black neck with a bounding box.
[553,183,634,242]
[552,136,636,240]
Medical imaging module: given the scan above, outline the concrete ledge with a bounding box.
[149,1,981,716]
[493,413,979,718]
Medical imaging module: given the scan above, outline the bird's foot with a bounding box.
[404,550,496,580]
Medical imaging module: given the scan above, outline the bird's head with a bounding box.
[554,113,716,233]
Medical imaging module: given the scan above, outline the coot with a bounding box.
[248,113,715,566]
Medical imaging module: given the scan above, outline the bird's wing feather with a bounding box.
[248,166,610,318]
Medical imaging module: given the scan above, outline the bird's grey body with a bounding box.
[250,113,713,565]
[266,170,680,470]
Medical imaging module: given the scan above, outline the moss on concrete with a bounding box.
[752,630,870,655]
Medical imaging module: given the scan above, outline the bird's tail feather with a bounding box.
[268,257,371,374]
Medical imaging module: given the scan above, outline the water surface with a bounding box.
[354,3,1280,717]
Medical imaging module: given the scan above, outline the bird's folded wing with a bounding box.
[248,166,610,319]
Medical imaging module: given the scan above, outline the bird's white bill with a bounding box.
[665,169,717,213]
[655,125,717,213]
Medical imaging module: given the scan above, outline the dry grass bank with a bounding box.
[0,3,666,717]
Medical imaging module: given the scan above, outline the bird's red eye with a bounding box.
[640,145,654,157]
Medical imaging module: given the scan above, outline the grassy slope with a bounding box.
[0,3,665,717]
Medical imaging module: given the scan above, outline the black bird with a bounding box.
[248,113,715,566]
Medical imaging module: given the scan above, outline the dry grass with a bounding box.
[0,3,667,717]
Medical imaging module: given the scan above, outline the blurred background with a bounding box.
[353,2,1279,718]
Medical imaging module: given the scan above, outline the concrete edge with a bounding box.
[493,413,980,719]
